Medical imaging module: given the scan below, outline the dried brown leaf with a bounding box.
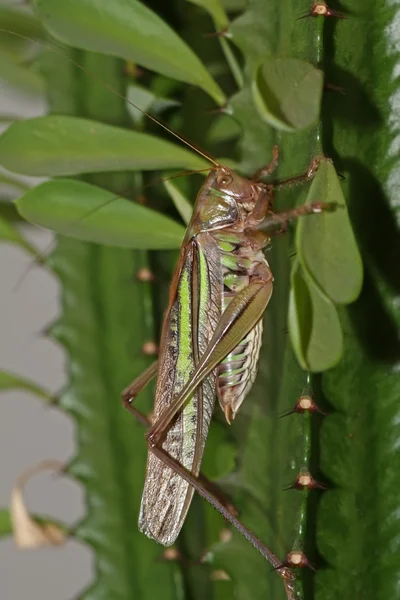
[10,460,66,549]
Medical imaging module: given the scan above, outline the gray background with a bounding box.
[0,71,93,598]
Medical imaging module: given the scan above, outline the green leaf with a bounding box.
[33,0,225,104]
[202,421,236,481]
[0,48,44,95]
[185,0,243,89]
[0,115,210,176]
[16,179,185,249]
[0,370,53,402]
[0,214,40,257]
[252,58,323,131]
[0,6,44,40]
[0,509,12,538]
[0,173,29,193]
[316,310,400,600]
[164,179,193,225]
[206,114,240,144]
[185,0,229,29]
[126,84,155,126]
[126,85,180,125]
[297,159,363,304]
[0,6,44,58]
[221,0,246,10]
[289,260,343,372]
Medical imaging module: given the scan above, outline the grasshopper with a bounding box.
[121,144,334,580]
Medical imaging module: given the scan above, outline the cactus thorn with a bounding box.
[280,395,329,417]
[297,3,348,20]
[285,471,328,491]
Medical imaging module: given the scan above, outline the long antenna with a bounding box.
[0,29,220,167]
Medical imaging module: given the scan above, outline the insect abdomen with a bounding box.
[213,232,269,421]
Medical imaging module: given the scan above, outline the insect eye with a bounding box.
[217,174,233,187]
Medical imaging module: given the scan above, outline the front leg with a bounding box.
[273,156,325,190]
[258,200,337,234]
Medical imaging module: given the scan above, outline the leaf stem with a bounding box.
[291,372,314,600]
[220,37,244,89]
[313,9,326,155]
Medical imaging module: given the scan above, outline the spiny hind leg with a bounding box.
[148,444,292,580]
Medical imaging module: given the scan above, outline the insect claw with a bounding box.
[224,404,233,425]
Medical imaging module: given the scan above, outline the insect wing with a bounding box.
[139,232,222,545]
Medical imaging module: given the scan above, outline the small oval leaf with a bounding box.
[0,115,210,176]
[289,260,343,372]
[34,0,225,104]
[16,179,185,249]
[297,159,363,304]
[0,370,53,401]
[252,58,323,131]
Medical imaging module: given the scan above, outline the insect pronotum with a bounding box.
[2,26,337,596]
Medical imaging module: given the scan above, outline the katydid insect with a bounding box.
[121,150,335,561]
